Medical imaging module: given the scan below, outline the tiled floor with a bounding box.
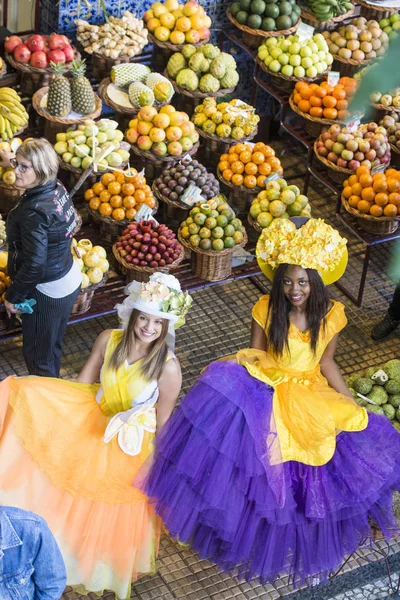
[1,135,400,599]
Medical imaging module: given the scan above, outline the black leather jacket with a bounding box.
[5,180,77,304]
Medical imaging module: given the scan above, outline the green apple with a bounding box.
[280,39,291,52]
[266,37,278,47]
[306,65,317,78]
[270,47,282,59]
[281,64,294,77]
[269,59,281,72]
[311,53,319,64]
[289,54,301,67]
[293,66,306,78]
[264,55,273,67]
[62,151,72,163]
[289,42,300,54]
[300,46,311,58]
[278,53,289,66]
[70,156,82,169]
[301,57,312,69]
[56,133,67,142]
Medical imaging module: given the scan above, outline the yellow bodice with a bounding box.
[236,295,368,467]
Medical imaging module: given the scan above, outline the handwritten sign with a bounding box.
[297,23,314,43]
[181,154,193,164]
[327,71,340,86]
[134,203,153,222]
[181,184,203,206]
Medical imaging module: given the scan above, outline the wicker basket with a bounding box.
[130,142,199,184]
[356,0,400,20]
[341,194,399,234]
[0,305,9,332]
[300,4,355,30]
[247,212,263,233]
[314,140,352,184]
[97,77,169,123]
[88,200,158,245]
[371,101,400,114]
[71,275,108,316]
[178,229,248,282]
[256,55,331,93]
[32,87,103,144]
[148,31,210,70]
[196,126,258,163]
[289,94,342,137]
[5,37,80,95]
[152,181,191,228]
[0,181,23,215]
[217,168,263,213]
[227,8,301,48]
[112,243,184,283]
[164,70,236,100]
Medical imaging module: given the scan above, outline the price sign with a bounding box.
[297,23,314,43]
[181,184,203,207]
[265,172,280,184]
[134,203,153,222]
[327,71,340,86]
[181,154,192,164]
[371,163,387,175]
[345,111,363,133]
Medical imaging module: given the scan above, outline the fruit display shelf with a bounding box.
[299,4,355,31]
[255,55,330,94]
[88,200,159,245]
[178,228,248,282]
[5,37,81,96]
[313,139,352,184]
[288,94,345,137]
[341,194,400,234]
[356,0,400,20]
[226,8,301,48]
[112,243,185,284]
[32,87,103,144]
[130,141,200,183]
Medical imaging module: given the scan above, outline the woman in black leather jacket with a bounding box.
[2,139,81,377]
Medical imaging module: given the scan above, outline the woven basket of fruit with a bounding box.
[72,275,108,315]
[289,95,343,136]
[5,34,80,95]
[131,140,199,164]
[300,4,354,31]
[255,55,330,86]
[112,220,185,283]
[147,32,209,53]
[248,182,312,231]
[314,140,352,183]
[71,239,110,314]
[32,86,103,125]
[227,8,301,48]
[372,101,400,114]
[0,181,23,214]
[164,70,235,99]
[341,195,399,234]
[97,78,170,117]
[356,0,399,20]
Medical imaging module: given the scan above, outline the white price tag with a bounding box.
[181,154,192,164]
[297,23,314,43]
[181,184,203,206]
[265,172,280,184]
[138,168,145,177]
[345,116,360,133]
[134,203,153,222]
[327,71,340,86]
[371,163,387,175]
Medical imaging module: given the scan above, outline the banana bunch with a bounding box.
[0,88,29,141]
[305,0,353,21]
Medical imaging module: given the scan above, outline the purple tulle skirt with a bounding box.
[142,361,400,587]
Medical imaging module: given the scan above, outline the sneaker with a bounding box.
[371,312,400,341]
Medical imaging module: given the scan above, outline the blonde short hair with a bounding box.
[16,138,59,186]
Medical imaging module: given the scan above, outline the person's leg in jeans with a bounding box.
[22,288,79,377]
[371,284,400,340]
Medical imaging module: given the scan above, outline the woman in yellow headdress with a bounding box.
[143,218,400,588]
[0,272,192,599]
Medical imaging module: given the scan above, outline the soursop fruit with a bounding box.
[353,377,373,395]
[203,119,216,134]
[176,69,199,92]
[199,74,220,93]
[189,52,208,73]
[392,421,400,433]
[182,44,197,61]
[167,53,186,79]
[193,113,207,127]
[385,379,400,395]
[220,69,239,89]
[371,369,389,386]
[383,403,396,420]
[201,43,220,60]
[346,374,362,388]
[389,394,400,408]
[368,405,385,415]
[384,359,400,380]
[128,82,154,108]
[219,52,237,70]
[368,385,388,405]
[210,56,226,79]
[111,63,150,86]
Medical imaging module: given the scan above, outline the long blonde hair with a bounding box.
[108,309,169,380]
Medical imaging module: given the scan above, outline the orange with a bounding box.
[133,176,146,189]
[258,162,271,176]
[336,99,348,111]
[348,195,361,208]
[89,197,101,211]
[256,174,266,188]
[123,196,136,209]
[359,173,373,188]
[92,182,105,196]
[323,107,338,120]
[243,174,257,189]
[239,150,252,164]
[220,153,230,163]
[295,81,308,92]
[384,203,398,217]
[235,143,247,154]
[332,86,346,100]
[144,196,156,209]
[369,204,383,217]
[361,187,375,202]
[99,202,113,217]
[142,185,152,195]
[231,160,244,174]
[344,179,349,187]
[253,142,266,153]
[228,153,239,164]
[125,208,137,220]
[108,181,122,195]
[314,86,327,98]
[357,200,372,213]
[298,99,311,113]
[252,151,265,165]
[262,146,275,158]
[293,92,302,105]
[299,87,313,100]
[84,189,95,201]
[101,173,116,186]
[231,173,244,186]
[389,192,400,206]
[245,162,258,175]
[356,166,370,178]
[222,168,233,182]
[309,96,323,107]
[218,160,229,172]
[386,168,398,178]
[374,192,389,206]
[229,145,238,154]
[310,107,323,118]
[121,183,135,196]
[338,109,350,121]
[309,83,319,93]
[342,185,352,199]
[320,82,334,94]
[112,208,126,221]
[267,157,281,170]
[373,178,388,193]
[99,190,111,203]
[323,96,337,108]
[134,189,146,203]
[110,195,123,208]
[351,183,363,196]
[116,172,125,184]
[387,178,400,193]
[348,174,359,186]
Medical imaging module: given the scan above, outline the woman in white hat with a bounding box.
[0,273,192,599]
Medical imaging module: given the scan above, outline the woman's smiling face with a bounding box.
[283,265,311,308]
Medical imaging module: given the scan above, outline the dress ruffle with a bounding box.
[142,361,400,587]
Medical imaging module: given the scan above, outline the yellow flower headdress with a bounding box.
[256,217,348,285]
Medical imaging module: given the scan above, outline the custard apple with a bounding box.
[243,124,255,136]
[189,52,207,72]
[201,43,220,60]
[216,123,232,138]
[220,69,239,89]
[193,113,208,127]
[210,56,226,80]
[167,53,186,79]
[203,119,216,135]
[176,68,199,91]
[182,45,197,60]
[219,52,237,70]
[231,126,245,140]
[212,111,223,124]
[223,112,235,126]
[199,74,220,93]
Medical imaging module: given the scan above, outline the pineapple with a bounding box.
[70,59,95,115]
[47,62,72,117]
